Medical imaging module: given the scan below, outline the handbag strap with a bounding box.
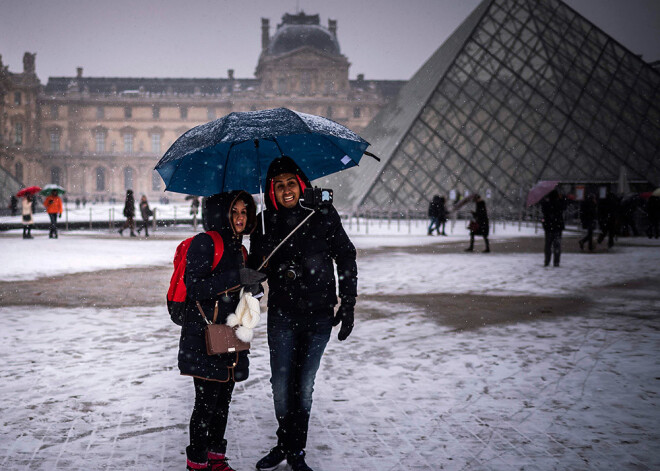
[195,285,241,325]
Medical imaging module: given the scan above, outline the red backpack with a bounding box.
[167,231,224,325]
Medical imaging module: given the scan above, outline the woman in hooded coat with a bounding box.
[180,190,264,471]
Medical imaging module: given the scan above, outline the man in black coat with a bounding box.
[579,193,597,251]
[541,189,567,266]
[249,156,357,471]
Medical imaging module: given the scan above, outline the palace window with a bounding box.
[96,106,105,119]
[151,133,161,154]
[50,130,61,152]
[14,123,23,145]
[123,133,134,154]
[207,107,216,120]
[124,107,132,118]
[95,131,106,153]
[180,107,188,119]
[353,106,361,118]
[152,106,160,119]
[15,162,24,183]
[96,167,106,191]
[124,167,134,191]
[14,92,21,105]
[152,170,162,191]
[50,105,59,119]
[51,167,62,186]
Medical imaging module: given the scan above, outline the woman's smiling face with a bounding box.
[231,199,248,233]
[273,173,301,209]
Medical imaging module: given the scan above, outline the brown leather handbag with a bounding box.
[196,301,250,355]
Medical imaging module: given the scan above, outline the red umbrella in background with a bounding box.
[16,186,42,197]
[526,180,559,207]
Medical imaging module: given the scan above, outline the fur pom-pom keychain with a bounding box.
[226,289,261,342]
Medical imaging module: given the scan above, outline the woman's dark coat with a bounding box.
[178,191,257,382]
[123,191,135,218]
[248,156,357,314]
[472,200,489,236]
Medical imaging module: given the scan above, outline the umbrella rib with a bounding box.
[221,141,238,192]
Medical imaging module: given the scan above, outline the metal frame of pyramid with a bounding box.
[322,0,660,213]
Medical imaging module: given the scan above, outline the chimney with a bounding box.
[328,19,337,37]
[23,52,36,74]
[261,18,270,51]
[76,67,83,79]
[228,69,234,80]
[357,73,364,83]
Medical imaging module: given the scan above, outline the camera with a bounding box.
[300,187,333,210]
[280,263,302,281]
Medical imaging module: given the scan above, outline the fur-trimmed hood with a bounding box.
[264,156,312,212]
[203,190,257,236]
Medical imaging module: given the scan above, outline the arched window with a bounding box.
[124,167,134,191]
[152,170,162,191]
[51,167,62,185]
[15,162,24,183]
[96,167,106,191]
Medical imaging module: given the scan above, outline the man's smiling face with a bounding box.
[273,173,301,209]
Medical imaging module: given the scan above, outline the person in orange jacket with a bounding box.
[44,190,63,239]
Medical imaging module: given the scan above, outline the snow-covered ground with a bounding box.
[0,226,659,470]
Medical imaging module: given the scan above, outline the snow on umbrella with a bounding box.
[526,181,559,207]
[154,107,374,196]
[16,186,42,197]
[652,188,660,197]
[40,184,66,196]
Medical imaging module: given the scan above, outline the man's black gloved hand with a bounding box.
[333,295,355,341]
[239,268,267,287]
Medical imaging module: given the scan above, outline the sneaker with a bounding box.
[287,451,313,471]
[256,446,286,470]
[208,452,235,471]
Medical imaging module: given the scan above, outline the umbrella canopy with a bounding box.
[40,184,66,196]
[155,107,372,196]
[16,186,42,198]
[526,180,559,207]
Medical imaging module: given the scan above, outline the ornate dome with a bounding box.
[267,13,341,57]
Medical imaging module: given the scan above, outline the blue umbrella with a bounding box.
[155,107,374,196]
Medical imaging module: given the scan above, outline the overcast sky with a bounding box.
[1,0,659,82]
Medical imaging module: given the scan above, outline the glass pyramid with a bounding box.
[325,0,660,213]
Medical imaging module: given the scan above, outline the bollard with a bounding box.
[65,206,69,231]
[365,210,369,235]
[174,206,177,225]
[109,208,113,230]
[89,207,93,230]
[152,207,157,230]
[407,210,411,234]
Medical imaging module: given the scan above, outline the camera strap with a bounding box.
[258,209,315,270]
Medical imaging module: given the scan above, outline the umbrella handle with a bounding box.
[257,209,315,271]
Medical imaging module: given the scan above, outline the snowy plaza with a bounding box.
[0,221,658,470]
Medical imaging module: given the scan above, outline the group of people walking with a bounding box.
[17,189,63,239]
[118,190,152,237]
[177,156,356,471]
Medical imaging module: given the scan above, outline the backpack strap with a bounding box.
[206,231,224,270]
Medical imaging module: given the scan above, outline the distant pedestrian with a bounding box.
[119,189,136,237]
[136,195,153,237]
[427,195,441,235]
[465,195,490,252]
[190,196,201,229]
[437,196,448,235]
[579,193,597,251]
[43,189,63,239]
[646,195,660,239]
[75,198,81,209]
[597,192,619,248]
[541,189,567,266]
[9,195,18,216]
[21,194,34,239]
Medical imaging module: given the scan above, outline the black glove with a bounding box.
[333,296,355,341]
[239,268,267,288]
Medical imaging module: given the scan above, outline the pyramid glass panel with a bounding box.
[327,0,660,212]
